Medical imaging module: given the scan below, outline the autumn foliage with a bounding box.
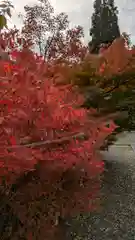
[0,1,132,238]
[0,31,117,239]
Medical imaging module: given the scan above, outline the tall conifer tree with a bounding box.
[89,0,120,53]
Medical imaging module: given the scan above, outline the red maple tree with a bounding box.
[0,32,116,239]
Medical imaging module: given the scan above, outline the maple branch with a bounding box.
[0,132,85,150]
[0,112,119,151]
[104,71,135,94]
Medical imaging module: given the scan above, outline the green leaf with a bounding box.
[0,15,7,29]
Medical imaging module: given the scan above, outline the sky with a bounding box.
[9,0,135,44]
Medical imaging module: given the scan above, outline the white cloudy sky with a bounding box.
[9,0,135,43]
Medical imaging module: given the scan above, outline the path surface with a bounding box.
[66,132,135,240]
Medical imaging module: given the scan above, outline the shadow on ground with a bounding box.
[66,159,135,240]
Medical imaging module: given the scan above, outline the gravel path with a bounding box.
[65,152,135,240]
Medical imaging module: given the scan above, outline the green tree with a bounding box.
[89,0,120,53]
